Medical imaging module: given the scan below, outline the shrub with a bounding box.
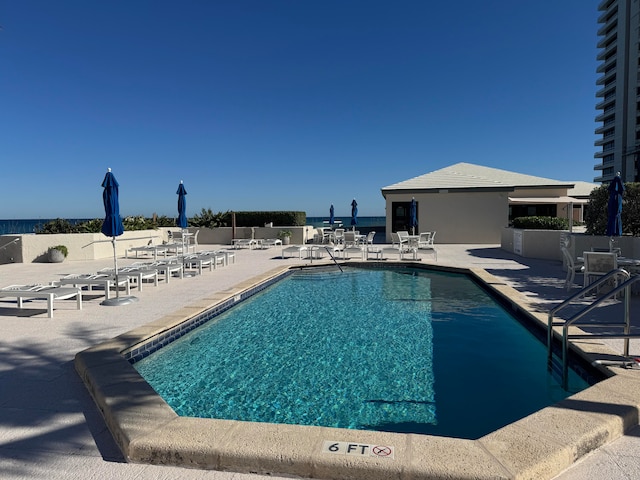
[584,182,640,236]
[34,218,77,234]
[189,208,231,228]
[512,216,569,230]
[48,245,68,257]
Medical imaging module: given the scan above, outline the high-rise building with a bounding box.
[594,0,640,183]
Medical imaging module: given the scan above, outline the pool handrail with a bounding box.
[547,268,630,360]
[546,268,640,389]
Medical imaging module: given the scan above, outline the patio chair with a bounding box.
[397,231,410,243]
[417,231,437,260]
[560,246,581,291]
[383,232,417,260]
[0,284,82,318]
[188,229,200,252]
[365,231,383,260]
[339,239,365,260]
[582,251,618,294]
[344,231,358,247]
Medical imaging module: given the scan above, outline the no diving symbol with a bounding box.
[372,445,392,457]
[322,440,395,459]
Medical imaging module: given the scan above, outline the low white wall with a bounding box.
[501,227,640,265]
[501,228,564,261]
[0,225,315,263]
[0,230,163,264]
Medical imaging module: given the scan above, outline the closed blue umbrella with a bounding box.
[409,197,418,235]
[350,199,358,230]
[100,168,137,306]
[606,174,624,237]
[101,169,124,237]
[329,204,335,226]
[177,181,188,229]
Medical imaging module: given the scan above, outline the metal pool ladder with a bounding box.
[547,268,640,389]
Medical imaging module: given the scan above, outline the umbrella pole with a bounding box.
[113,237,119,299]
[101,237,138,306]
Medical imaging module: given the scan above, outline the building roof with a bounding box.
[566,181,599,198]
[381,162,575,193]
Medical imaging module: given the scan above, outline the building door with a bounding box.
[391,201,415,232]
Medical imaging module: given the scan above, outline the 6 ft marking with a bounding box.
[322,441,395,459]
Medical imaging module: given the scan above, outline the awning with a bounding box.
[508,196,587,205]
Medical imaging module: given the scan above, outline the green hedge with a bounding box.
[34,211,306,233]
[512,216,569,230]
[233,211,306,227]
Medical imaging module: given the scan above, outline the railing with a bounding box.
[547,268,640,388]
[323,246,343,272]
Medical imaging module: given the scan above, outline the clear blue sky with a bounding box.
[1,1,599,220]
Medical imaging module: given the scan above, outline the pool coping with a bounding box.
[74,262,640,480]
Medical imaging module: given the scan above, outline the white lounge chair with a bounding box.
[197,250,228,268]
[182,253,216,274]
[57,273,131,299]
[261,238,282,249]
[282,245,309,259]
[126,244,168,260]
[0,284,82,318]
[131,261,184,283]
[232,239,258,249]
[98,267,159,290]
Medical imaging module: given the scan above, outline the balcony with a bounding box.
[595,108,616,123]
[596,95,615,110]
[597,11,618,36]
[597,29,617,49]
[596,68,616,86]
[596,56,616,74]
[598,0,617,12]
[596,80,616,98]
[595,134,615,147]
[593,173,613,183]
[598,2,617,23]
[597,43,617,61]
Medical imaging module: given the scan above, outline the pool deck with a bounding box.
[1,243,640,479]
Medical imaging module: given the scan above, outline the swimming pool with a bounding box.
[133,266,590,439]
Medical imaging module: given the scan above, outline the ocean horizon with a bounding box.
[0,216,386,235]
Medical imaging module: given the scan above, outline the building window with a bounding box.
[509,204,557,222]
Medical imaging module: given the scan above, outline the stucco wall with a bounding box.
[385,191,509,243]
[0,230,163,264]
[500,228,564,261]
[0,225,315,264]
[500,228,640,266]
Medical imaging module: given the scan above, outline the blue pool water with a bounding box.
[134,267,591,439]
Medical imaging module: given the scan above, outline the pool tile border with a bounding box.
[123,268,292,363]
[75,262,640,480]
